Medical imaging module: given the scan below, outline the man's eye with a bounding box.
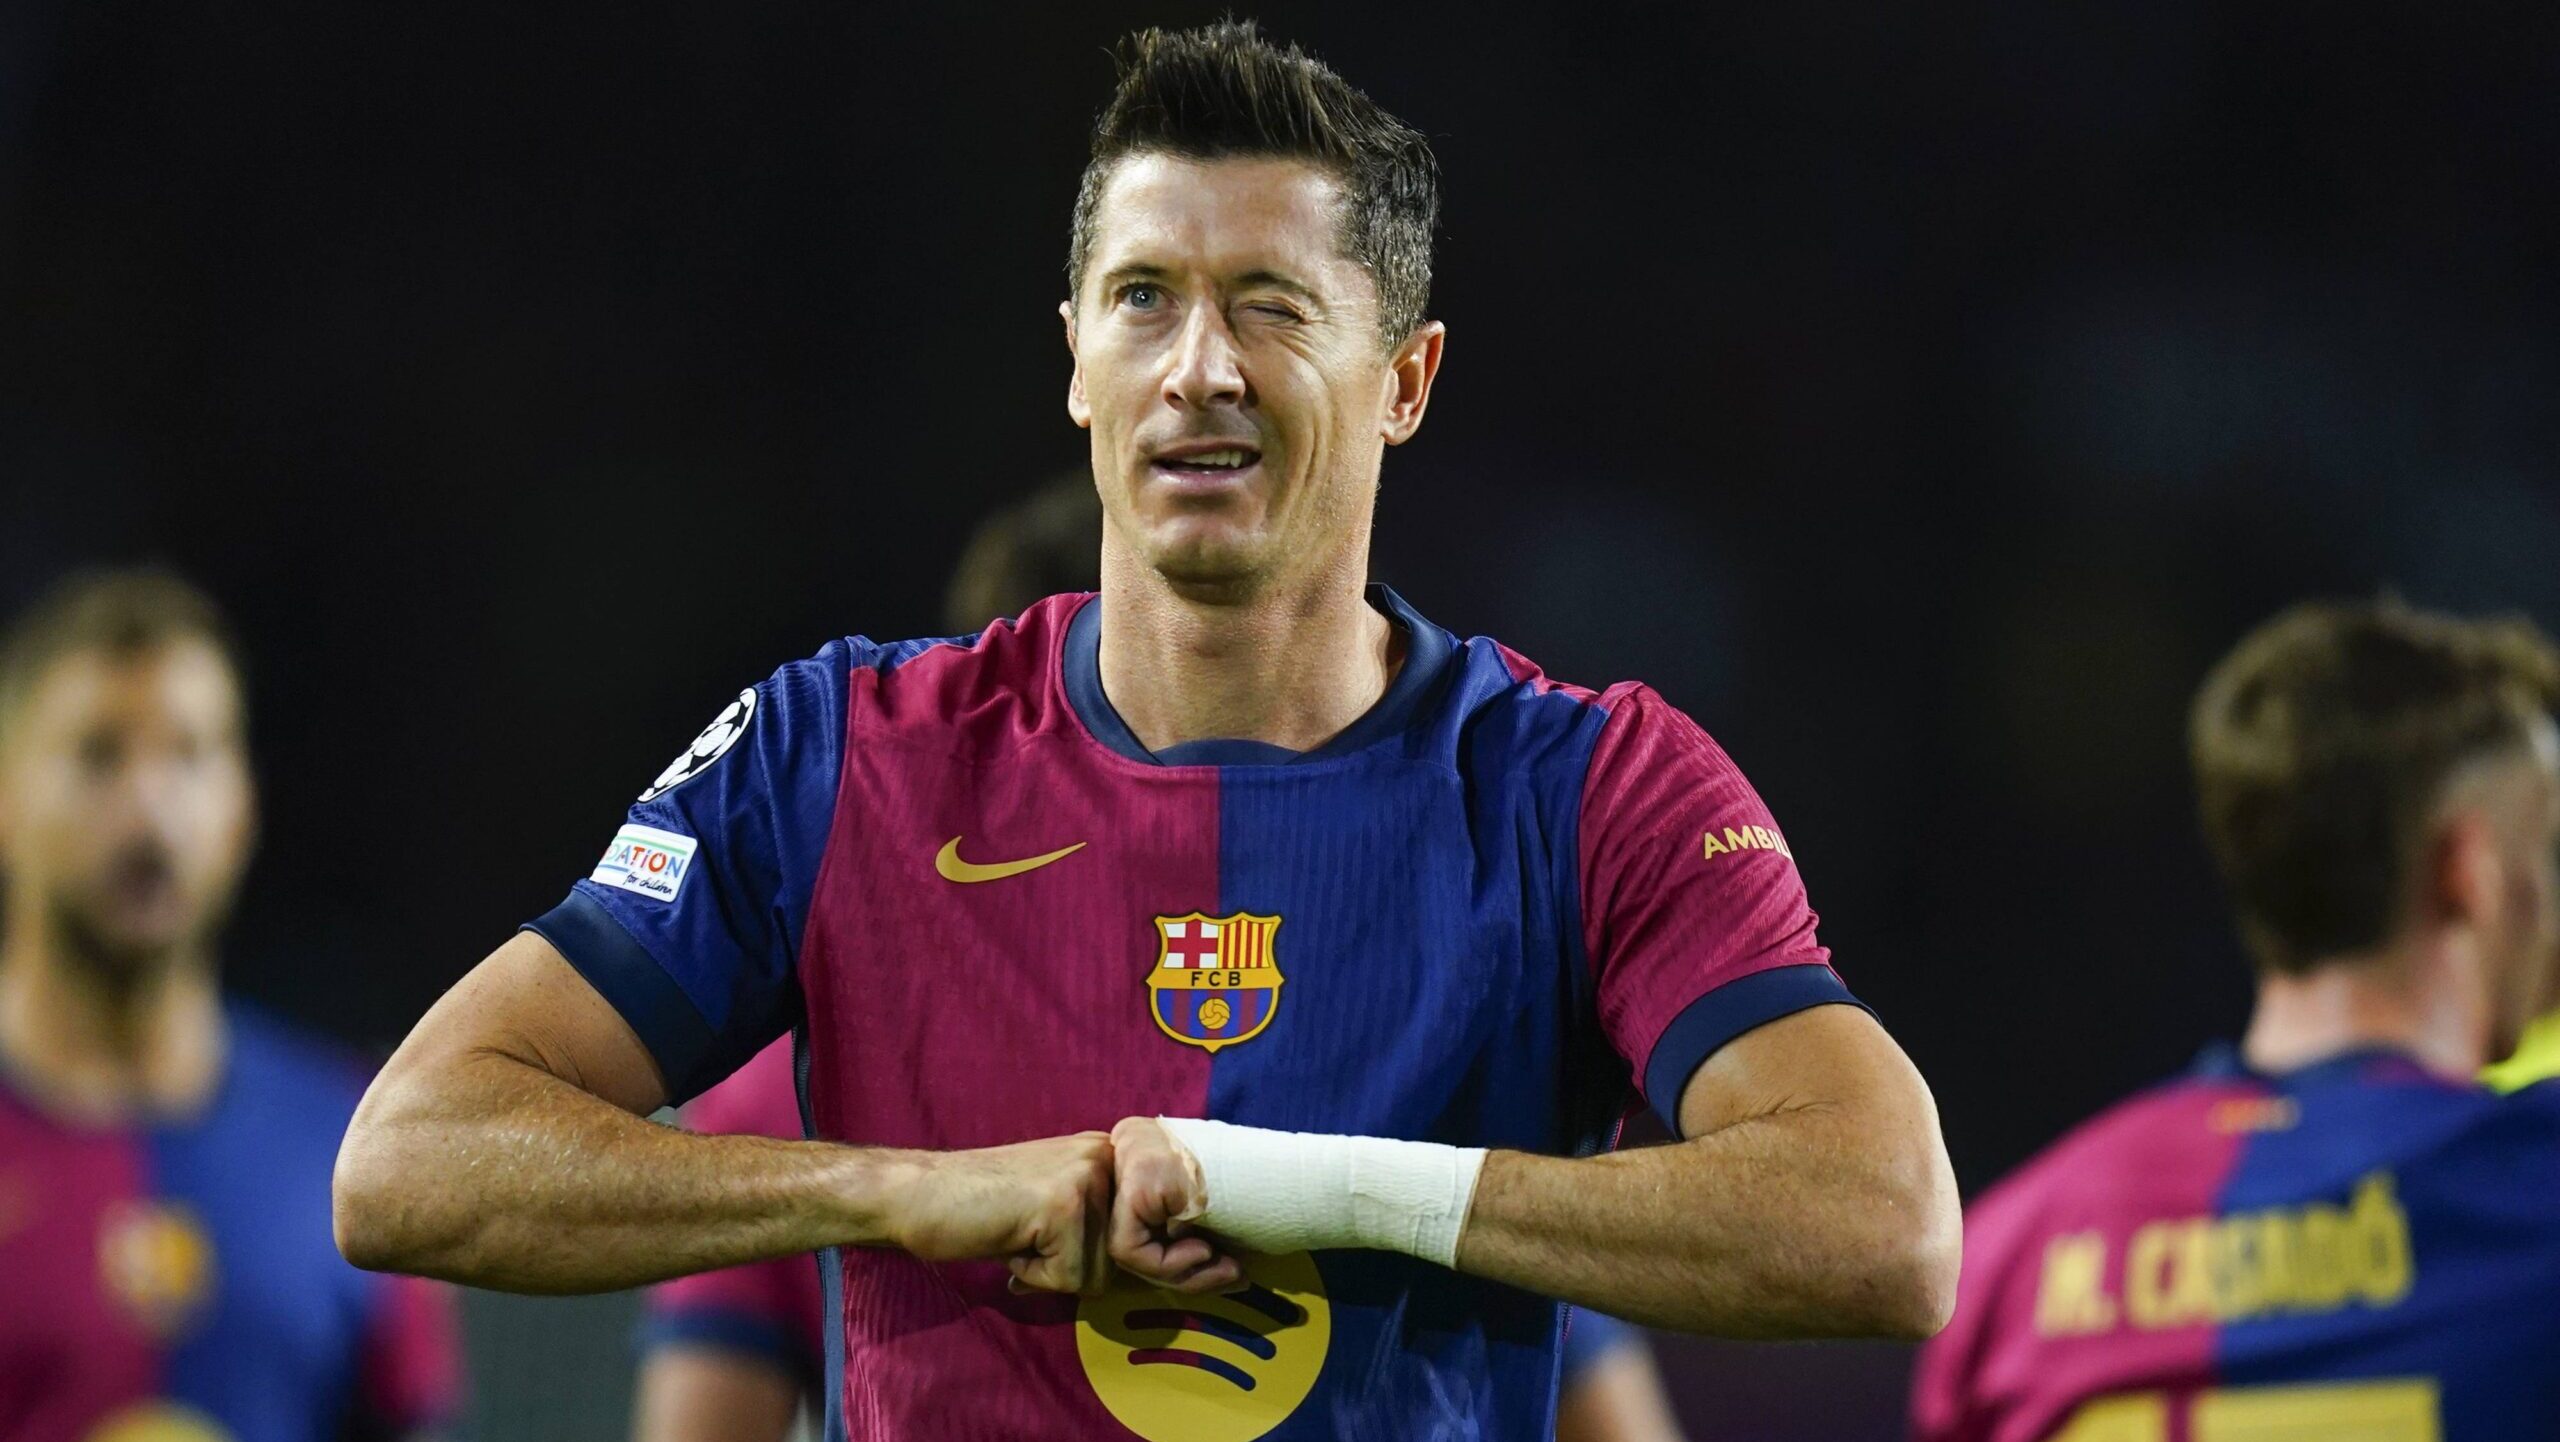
[1122,284,1161,310]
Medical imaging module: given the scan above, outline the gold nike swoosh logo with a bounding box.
[934,836,1087,883]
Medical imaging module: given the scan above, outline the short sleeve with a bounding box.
[1578,685,1863,1130]
[524,645,850,1103]
[352,1273,466,1439]
[637,1037,825,1382]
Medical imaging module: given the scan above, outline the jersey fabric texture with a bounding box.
[532,587,1858,1442]
[0,1005,464,1442]
[1911,1045,2560,1441]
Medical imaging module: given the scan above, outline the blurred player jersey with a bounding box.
[533,587,1856,1442]
[0,1005,463,1442]
[1911,1045,2560,1441]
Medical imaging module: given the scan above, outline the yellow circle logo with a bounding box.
[1077,1251,1331,1442]
[86,1401,234,1442]
[97,1202,215,1337]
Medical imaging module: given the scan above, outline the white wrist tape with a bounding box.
[1155,1117,1487,1268]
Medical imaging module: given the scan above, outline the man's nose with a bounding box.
[1162,304,1247,411]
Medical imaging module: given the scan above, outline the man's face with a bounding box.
[1064,153,1441,596]
[2481,717,2560,1054]
[0,642,255,978]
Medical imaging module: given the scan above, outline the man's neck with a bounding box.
[0,926,226,1121]
[1095,540,1400,755]
[2241,942,2488,1080]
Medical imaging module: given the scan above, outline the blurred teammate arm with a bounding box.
[631,1350,801,1442]
[1554,1310,1687,1442]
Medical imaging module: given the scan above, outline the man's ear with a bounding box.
[1380,321,1446,446]
[1062,300,1091,429]
[2432,810,2502,930]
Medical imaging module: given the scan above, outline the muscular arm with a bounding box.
[1115,1003,1958,1339]
[332,931,1115,1295]
[1453,1004,1960,1339]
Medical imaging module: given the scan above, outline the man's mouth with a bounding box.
[1149,445,1264,482]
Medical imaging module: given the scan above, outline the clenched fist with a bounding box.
[1107,1116,1244,1293]
[884,1132,1117,1295]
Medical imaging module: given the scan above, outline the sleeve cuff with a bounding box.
[636,1306,816,1385]
[1640,963,1868,1133]
[524,888,718,1099]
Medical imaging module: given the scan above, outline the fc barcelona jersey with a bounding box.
[1910,1046,2560,1442]
[529,586,1860,1442]
[0,1006,463,1442]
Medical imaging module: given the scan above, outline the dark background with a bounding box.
[6,2,2556,1437]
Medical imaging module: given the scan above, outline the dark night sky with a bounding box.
[4,6,2557,1432]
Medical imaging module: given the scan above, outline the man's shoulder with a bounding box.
[1434,632,1657,751]
[739,596,1080,753]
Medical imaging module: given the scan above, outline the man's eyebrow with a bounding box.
[1233,269,1320,303]
[1098,263,1173,288]
[1094,263,1321,303]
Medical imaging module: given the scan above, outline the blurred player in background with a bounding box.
[338,22,1956,1442]
[1912,599,2560,1440]
[0,571,462,1442]
[630,486,1689,1442]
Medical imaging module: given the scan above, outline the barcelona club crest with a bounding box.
[1148,912,1284,1053]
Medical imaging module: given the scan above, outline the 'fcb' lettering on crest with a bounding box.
[1147,912,1284,1052]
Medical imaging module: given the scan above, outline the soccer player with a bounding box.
[631,484,1691,1442]
[335,23,1960,1442]
[1910,599,2560,1440]
[0,570,463,1442]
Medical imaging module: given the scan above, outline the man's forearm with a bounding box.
[334,1046,904,1294]
[1453,1100,1958,1339]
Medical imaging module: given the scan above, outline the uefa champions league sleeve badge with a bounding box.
[640,687,757,802]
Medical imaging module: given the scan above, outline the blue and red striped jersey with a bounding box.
[532,587,1860,1442]
[1912,1046,2560,1441]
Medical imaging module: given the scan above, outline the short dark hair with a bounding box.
[2190,598,2560,975]
[0,569,245,745]
[1066,20,1440,348]
[942,472,1104,633]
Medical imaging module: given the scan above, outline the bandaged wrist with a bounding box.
[1154,1117,1488,1268]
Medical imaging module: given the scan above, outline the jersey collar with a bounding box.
[2187,1040,2451,1092]
[1061,583,1454,767]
